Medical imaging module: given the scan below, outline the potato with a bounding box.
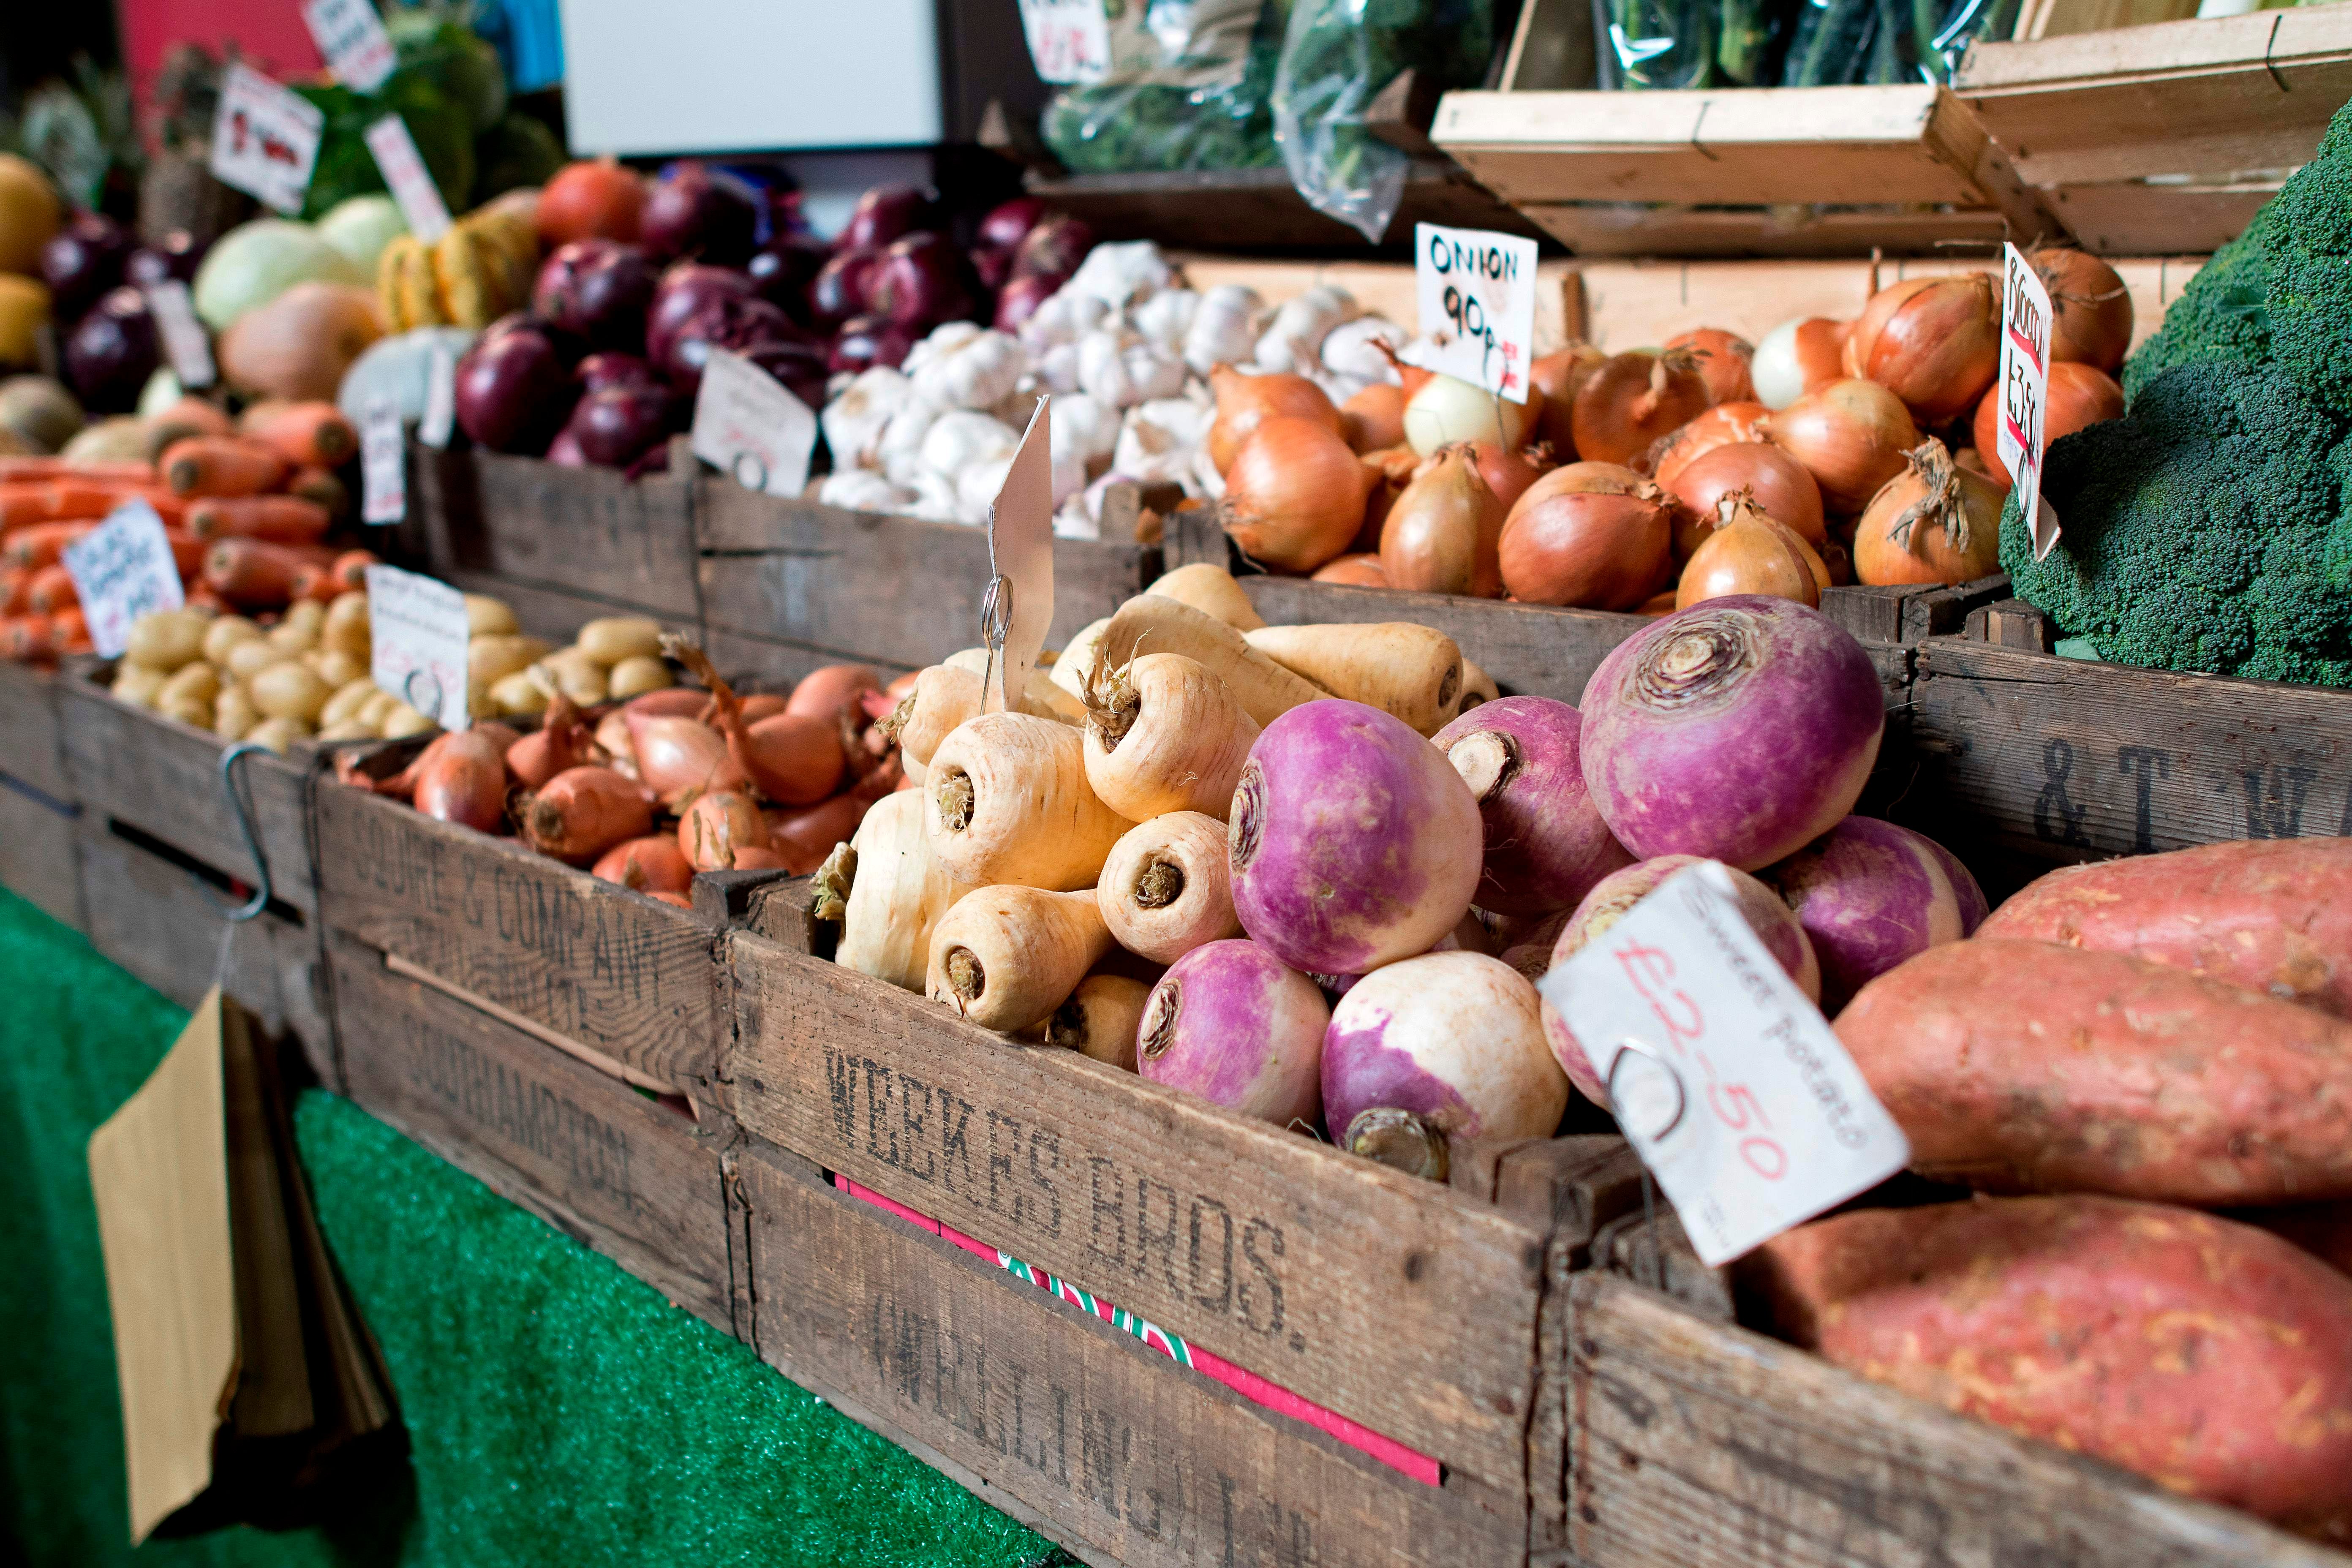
[244,716,311,754]
[221,639,277,683]
[607,655,673,699]
[487,668,550,718]
[282,599,325,637]
[468,634,551,688]
[109,663,167,708]
[379,702,435,738]
[157,662,220,707]
[311,648,364,689]
[214,684,258,740]
[531,652,606,706]
[158,693,213,730]
[357,690,399,730]
[201,615,264,667]
[123,609,211,672]
[1838,939,2352,1206]
[248,659,333,724]
[316,717,379,742]
[321,591,370,659]
[320,675,381,728]
[464,593,518,636]
[267,619,318,656]
[575,615,664,666]
[1747,1197,2352,1540]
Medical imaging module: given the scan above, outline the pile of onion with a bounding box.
[1666,441,1824,559]
[2031,247,2134,373]
[1530,342,1606,456]
[1969,361,2123,486]
[1649,401,1767,489]
[1401,362,1535,456]
[1676,493,1828,610]
[1852,437,2007,586]
[1206,365,1342,474]
[1570,349,1712,467]
[1221,416,1372,572]
[1842,273,2000,423]
[1339,383,1405,453]
[1750,317,1848,409]
[1497,462,1673,610]
[1665,327,1754,405]
[1759,378,1920,514]
[1380,444,1506,597]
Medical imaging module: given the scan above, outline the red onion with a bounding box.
[1761,817,1983,1012]
[977,196,1049,253]
[455,324,577,455]
[1323,953,1568,1178]
[836,185,934,253]
[737,339,830,414]
[641,160,761,265]
[1435,696,1635,916]
[576,352,662,394]
[1136,939,1327,1127]
[746,234,828,319]
[546,429,588,467]
[646,263,755,372]
[1579,597,1884,869]
[994,272,1061,334]
[1012,214,1093,281]
[829,314,915,373]
[661,294,808,392]
[808,246,882,329]
[1228,700,1483,975]
[563,384,679,469]
[532,240,659,351]
[867,233,972,328]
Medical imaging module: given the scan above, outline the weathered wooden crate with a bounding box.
[0,775,82,931]
[313,759,734,1100]
[0,656,71,802]
[327,923,741,1337]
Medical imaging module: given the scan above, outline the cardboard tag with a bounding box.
[417,340,457,449]
[143,280,214,389]
[690,347,816,498]
[208,62,323,216]
[1413,223,1540,403]
[364,564,469,730]
[1017,0,1114,82]
[362,114,452,243]
[1535,862,1909,1266]
[985,397,1056,715]
[359,397,405,524]
[63,500,186,658]
[302,0,397,91]
[1998,242,2062,561]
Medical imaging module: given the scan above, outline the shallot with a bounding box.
[521,766,653,865]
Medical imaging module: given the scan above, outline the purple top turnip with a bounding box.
[1228,699,1483,976]
[1136,939,1326,1127]
[1761,816,1979,1012]
[1323,951,1568,1179]
[1435,696,1634,916]
[1579,596,1884,871]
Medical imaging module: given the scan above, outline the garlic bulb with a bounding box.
[877,398,945,485]
[1036,340,1081,394]
[904,321,983,374]
[1066,241,1173,309]
[819,367,915,470]
[1019,290,1111,351]
[909,326,1029,411]
[906,469,963,524]
[920,411,1021,478]
[1079,332,1187,410]
[957,457,1015,525]
[1184,284,1263,376]
[1321,316,1407,384]
[1253,285,1360,373]
[1051,392,1120,476]
[1054,496,1103,540]
[818,470,917,513]
[1132,289,1199,352]
[1113,397,1214,490]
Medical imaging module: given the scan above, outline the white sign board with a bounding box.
[690,348,816,498]
[984,397,1055,715]
[1017,0,1113,82]
[364,564,470,730]
[208,62,323,216]
[359,397,406,525]
[1998,242,2061,561]
[302,0,398,91]
[143,280,214,390]
[1536,862,1910,1267]
[363,114,452,244]
[418,340,458,449]
[63,501,185,659]
[1413,223,1540,403]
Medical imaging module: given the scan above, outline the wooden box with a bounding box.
[0,776,81,931]
[0,656,70,802]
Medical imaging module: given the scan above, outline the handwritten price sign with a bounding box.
[208,62,323,216]
[691,348,817,499]
[1017,0,1113,83]
[1537,862,1908,1265]
[302,0,397,91]
[1413,223,1539,403]
[1999,242,2062,561]
[64,501,186,659]
[365,564,469,730]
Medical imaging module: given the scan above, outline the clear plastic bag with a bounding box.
[1271,0,1494,242]
[1778,0,2018,85]
[1034,0,1287,173]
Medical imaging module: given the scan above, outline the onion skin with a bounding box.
[1466,440,1549,513]
[1530,343,1606,457]
[1675,500,1826,611]
[770,793,867,874]
[1207,365,1341,475]
[787,662,883,722]
[592,835,694,895]
[1339,383,1405,453]
[1579,596,1885,871]
[1380,444,1505,597]
[1228,699,1483,976]
[408,729,511,833]
[1665,328,1755,405]
[1434,696,1633,915]
[1760,816,1977,1013]
[505,693,600,790]
[1970,361,2123,487]
[678,787,769,871]
[1222,416,1372,573]
[1649,401,1767,489]
[626,708,745,806]
[737,710,847,805]
[1760,378,1920,514]
[1843,273,1999,423]
[1570,351,1712,468]
[1668,441,1825,555]
[1404,370,1533,456]
[1497,462,1672,610]
[1752,317,1849,410]
[1312,553,1388,587]
[2031,248,2133,373]
[1136,939,1328,1127]
[523,766,653,865]
[1853,438,2006,587]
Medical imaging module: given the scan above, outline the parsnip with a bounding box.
[1458,656,1500,711]
[944,646,1082,723]
[926,886,1115,1033]
[926,713,1132,890]
[1147,563,1266,631]
[1081,653,1258,821]
[1243,621,1464,735]
[893,664,983,767]
[1094,595,1324,727]
[1051,616,1112,705]
[1043,974,1153,1068]
[1097,812,1242,964]
[838,791,969,993]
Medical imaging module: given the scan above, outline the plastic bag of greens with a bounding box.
[1590,1,1800,91]
[1032,0,1285,172]
[1780,0,2017,85]
[1271,0,1493,242]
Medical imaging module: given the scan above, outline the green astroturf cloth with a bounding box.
[0,887,1060,1568]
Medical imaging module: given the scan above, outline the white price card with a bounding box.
[142,279,214,389]
[1536,862,1909,1267]
[302,0,397,91]
[984,397,1055,716]
[208,62,323,216]
[1017,0,1113,83]
[364,564,469,730]
[691,348,816,499]
[63,501,185,659]
[418,339,457,449]
[363,114,452,244]
[1413,223,1541,403]
[1998,242,2062,561]
[359,397,406,524]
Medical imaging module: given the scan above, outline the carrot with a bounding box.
[286,465,349,520]
[3,521,96,572]
[925,713,1132,892]
[0,487,52,530]
[288,562,339,603]
[0,457,154,485]
[1080,651,1260,821]
[0,616,55,661]
[0,567,24,615]
[161,437,291,498]
[144,397,237,463]
[1243,621,1466,735]
[242,401,358,468]
[24,564,76,615]
[46,482,150,521]
[201,537,323,610]
[923,885,1115,1033]
[160,527,204,577]
[186,494,332,544]
[327,548,378,594]
[50,606,89,654]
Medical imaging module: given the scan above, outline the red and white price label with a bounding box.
[63,501,185,659]
[1413,223,1540,403]
[142,279,214,389]
[1536,862,1908,1266]
[359,397,406,524]
[1998,242,2062,561]
[302,0,397,91]
[208,62,323,216]
[1017,0,1113,83]
[691,348,816,499]
[363,114,452,243]
[364,564,469,730]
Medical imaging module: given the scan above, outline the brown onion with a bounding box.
[1665,328,1754,405]
[678,788,770,871]
[1312,553,1389,587]
[1380,444,1506,597]
[1570,350,1712,467]
[1970,361,2124,487]
[627,708,744,806]
[1353,446,1417,553]
[1649,401,1768,488]
[406,730,511,832]
[1759,378,1920,514]
[522,765,653,865]
[1466,440,1550,512]
[1676,496,1825,610]
[1339,383,1406,454]
[2031,248,2133,373]
[506,691,602,791]
[1530,342,1606,457]
[786,662,881,722]
[1853,438,2006,587]
[1843,273,1999,423]
[667,638,846,804]
[1207,365,1341,474]
[592,835,694,894]
[1667,443,1825,556]
[1497,462,1673,610]
[1222,415,1372,572]
[770,793,867,874]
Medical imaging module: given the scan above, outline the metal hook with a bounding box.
[402,666,445,726]
[1606,1039,1689,1296]
[207,742,273,923]
[978,571,1013,713]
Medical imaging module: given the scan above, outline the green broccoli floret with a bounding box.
[2121,205,2274,400]
[2259,109,2352,422]
[2000,360,2352,686]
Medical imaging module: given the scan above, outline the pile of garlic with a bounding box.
[815,241,1408,539]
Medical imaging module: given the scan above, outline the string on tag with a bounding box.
[210,912,238,994]
[978,571,1014,713]
[1606,1038,1690,1296]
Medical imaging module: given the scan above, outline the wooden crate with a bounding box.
[327,924,741,1337]
[1013,161,1549,255]
[0,775,81,931]
[312,764,733,1099]
[0,656,70,802]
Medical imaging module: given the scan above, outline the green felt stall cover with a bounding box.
[0,888,1062,1567]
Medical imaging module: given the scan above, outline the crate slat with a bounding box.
[0,658,69,802]
[1016,162,1549,254]
[0,778,80,930]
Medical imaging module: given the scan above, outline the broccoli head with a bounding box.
[2000,360,2352,686]
[2121,205,2273,400]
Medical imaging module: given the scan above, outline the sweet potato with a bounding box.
[1979,838,2352,1017]
[1838,939,2352,1205]
[1745,1196,2352,1543]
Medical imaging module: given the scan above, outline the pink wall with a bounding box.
[117,0,325,142]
